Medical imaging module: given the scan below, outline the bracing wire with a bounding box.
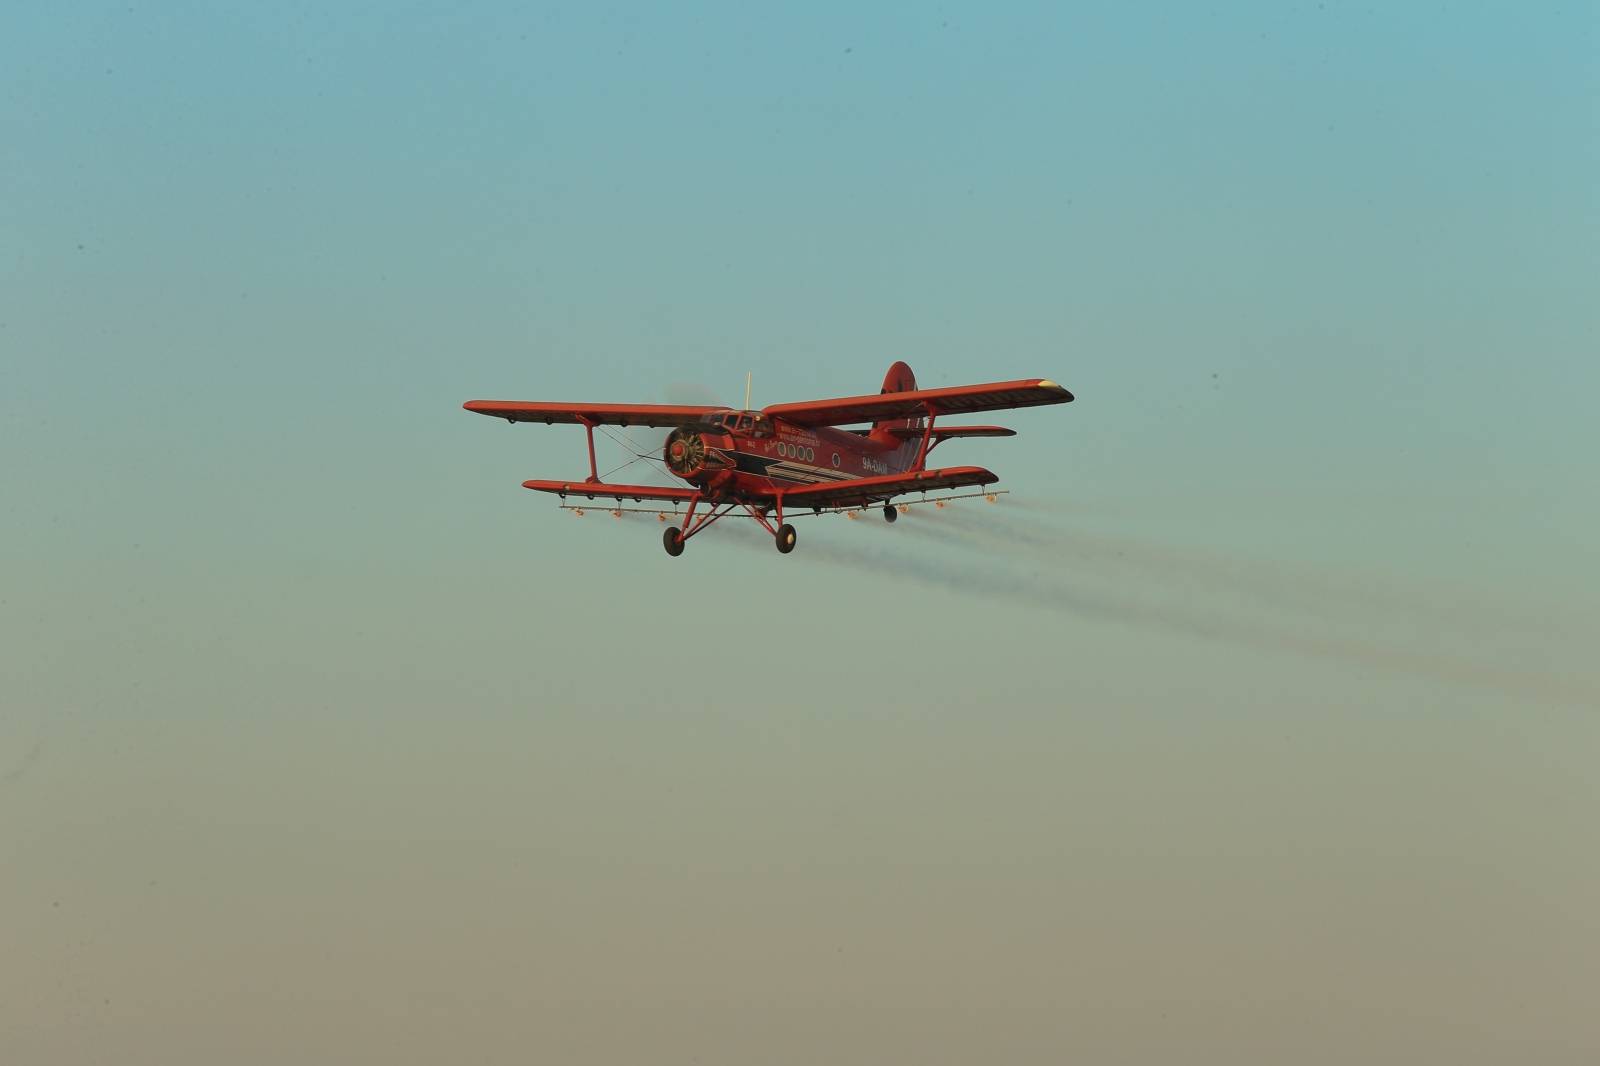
[595,424,676,484]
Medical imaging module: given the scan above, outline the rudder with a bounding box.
[872,360,920,441]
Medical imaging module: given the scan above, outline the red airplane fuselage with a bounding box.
[663,410,924,501]
[661,361,925,504]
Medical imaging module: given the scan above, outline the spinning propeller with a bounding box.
[663,426,708,477]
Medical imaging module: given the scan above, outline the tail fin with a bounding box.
[871,361,920,440]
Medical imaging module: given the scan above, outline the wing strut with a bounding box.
[576,416,599,482]
[913,403,936,471]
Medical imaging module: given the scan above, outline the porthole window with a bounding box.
[805,448,814,462]
[831,453,841,468]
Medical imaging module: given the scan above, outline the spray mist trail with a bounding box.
[802,510,1599,708]
[923,503,1581,644]
[582,495,1593,706]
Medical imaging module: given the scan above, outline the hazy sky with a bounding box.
[3,3,1597,1063]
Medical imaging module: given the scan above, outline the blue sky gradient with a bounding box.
[3,4,1597,1062]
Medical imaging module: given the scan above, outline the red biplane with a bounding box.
[464,361,1073,556]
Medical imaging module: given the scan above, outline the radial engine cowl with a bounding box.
[665,427,718,479]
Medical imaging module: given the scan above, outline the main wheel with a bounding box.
[663,526,685,557]
[883,504,898,523]
[775,523,797,554]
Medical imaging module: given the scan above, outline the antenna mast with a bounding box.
[744,372,752,411]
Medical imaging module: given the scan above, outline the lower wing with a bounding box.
[781,466,997,509]
[522,479,700,503]
[521,466,997,508]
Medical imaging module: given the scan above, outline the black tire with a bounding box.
[663,527,685,557]
[883,504,898,523]
[775,523,797,554]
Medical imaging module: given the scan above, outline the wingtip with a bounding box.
[1037,380,1075,402]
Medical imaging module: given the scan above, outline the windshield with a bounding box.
[700,410,768,434]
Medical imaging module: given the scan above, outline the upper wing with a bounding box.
[782,466,998,509]
[464,400,717,428]
[522,479,699,503]
[764,379,1071,428]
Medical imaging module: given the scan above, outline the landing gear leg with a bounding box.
[773,492,796,554]
[883,504,898,523]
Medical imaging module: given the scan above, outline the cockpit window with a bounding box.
[703,411,767,434]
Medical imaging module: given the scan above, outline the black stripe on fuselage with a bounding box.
[732,452,847,482]
[732,452,780,477]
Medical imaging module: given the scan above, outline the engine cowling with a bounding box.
[664,427,727,480]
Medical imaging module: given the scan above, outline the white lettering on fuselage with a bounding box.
[861,455,888,475]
